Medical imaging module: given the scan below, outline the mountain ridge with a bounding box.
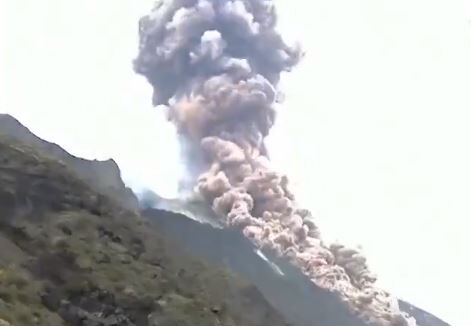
[0,121,290,325]
[0,114,450,326]
[0,114,139,212]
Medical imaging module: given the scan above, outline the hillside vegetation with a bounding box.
[0,137,289,326]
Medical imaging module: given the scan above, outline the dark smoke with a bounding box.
[133,1,416,325]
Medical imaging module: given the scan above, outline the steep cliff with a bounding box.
[0,114,139,212]
[0,135,290,325]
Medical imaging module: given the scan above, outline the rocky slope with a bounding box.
[0,115,450,326]
[0,136,290,325]
[142,201,451,326]
[0,114,139,212]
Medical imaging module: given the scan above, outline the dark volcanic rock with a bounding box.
[142,205,452,326]
[143,207,367,326]
[0,114,139,212]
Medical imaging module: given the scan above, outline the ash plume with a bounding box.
[133,1,416,325]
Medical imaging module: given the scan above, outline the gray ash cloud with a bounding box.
[133,1,417,325]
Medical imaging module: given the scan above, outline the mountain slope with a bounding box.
[0,136,290,326]
[0,115,450,326]
[0,114,139,212]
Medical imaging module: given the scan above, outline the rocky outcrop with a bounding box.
[0,136,290,325]
[0,114,139,212]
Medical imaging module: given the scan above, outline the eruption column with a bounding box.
[134,1,416,325]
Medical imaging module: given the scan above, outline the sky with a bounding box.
[1,0,471,325]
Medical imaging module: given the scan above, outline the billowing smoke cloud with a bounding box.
[134,1,416,325]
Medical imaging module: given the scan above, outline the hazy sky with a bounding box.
[1,1,471,325]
